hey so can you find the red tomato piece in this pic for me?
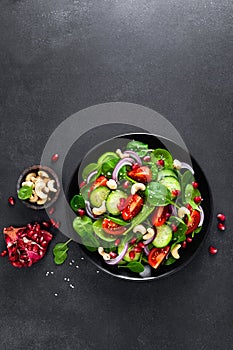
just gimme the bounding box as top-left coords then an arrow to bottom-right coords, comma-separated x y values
121,194 -> 144,221
185,210 -> 200,235
127,166 -> 152,183
151,206 -> 168,227
148,246 -> 170,269
102,218 -> 126,235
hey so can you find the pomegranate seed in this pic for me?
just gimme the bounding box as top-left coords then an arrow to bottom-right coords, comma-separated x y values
79,181 -> 86,188
156,159 -> 164,167
209,246 -> 218,255
8,196 -> 15,206
49,207 -> 55,215
50,218 -> 56,227
129,251 -> 135,260
134,246 -> 142,253
40,240 -> 47,248
194,196 -> 202,204
122,180 -> 130,189
186,237 -> 192,243
132,163 -> 140,170
54,221 -> 60,229
166,212 -> 171,219
32,233 -> 38,240
182,241 -> 187,249
109,251 -> 117,259
138,242 -> 145,249
143,155 -> 151,162
77,209 -> 85,217
217,222 -> 225,231
0,250 -> 8,257
51,153 -> 59,162
217,213 -> 226,222
171,224 -> 178,232
114,238 -> 121,246
35,224 -> 41,233
130,237 -> 137,245
32,245 -> 39,253
27,224 -> 33,230
186,204 -> 193,211
172,190 -> 180,197
192,182 -> 199,189
42,221 -> 50,228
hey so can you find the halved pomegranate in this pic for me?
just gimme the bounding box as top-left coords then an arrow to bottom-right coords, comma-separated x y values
3,223 -> 52,268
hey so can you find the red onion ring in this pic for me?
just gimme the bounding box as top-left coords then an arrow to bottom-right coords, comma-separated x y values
143,246 -> 150,256
105,243 -> 129,265
170,205 -> 178,217
112,157 -> 134,181
85,200 -> 97,220
123,150 -> 142,165
198,206 -> 204,226
86,170 -> 98,183
180,162 -> 194,175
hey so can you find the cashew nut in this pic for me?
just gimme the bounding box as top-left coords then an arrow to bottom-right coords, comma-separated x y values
171,244 -> 181,259
22,181 -> 34,187
47,180 -> 57,193
98,247 -> 110,261
133,224 -> 147,235
43,186 -> 50,194
106,179 -> 117,190
37,197 -> 48,205
25,172 -> 37,182
116,149 -> 129,159
29,191 -> 38,203
143,227 -> 155,240
38,170 -> 49,178
92,200 -> 106,215
131,183 -> 146,195
35,180 -> 48,199
178,206 -> 190,218
173,159 -> 182,170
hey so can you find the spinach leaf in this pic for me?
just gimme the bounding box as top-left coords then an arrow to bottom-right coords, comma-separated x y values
70,194 -> 85,211
150,164 -> 158,181
93,219 -> 116,242
169,216 -> 187,242
18,185 -> 33,200
184,184 -> 201,210
105,215 -> 129,226
123,203 -> 155,235
192,226 -> 202,237
53,239 -> 72,265
119,261 -> 144,273
97,152 -> 119,165
164,256 -> 176,266
181,170 -> 194,202
146,182 -> 171,206
126,140 -> 149,157
73,215 -> 94,236
101,158 -> 119,178
82,163 -> 99,180
118,165 -> 129,180
151,149 -> 173,168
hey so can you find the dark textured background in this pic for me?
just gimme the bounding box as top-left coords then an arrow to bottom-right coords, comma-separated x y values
0,1 -> 233,349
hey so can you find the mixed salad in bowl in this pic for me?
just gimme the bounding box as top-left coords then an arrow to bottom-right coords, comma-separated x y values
70,140 -> 204,276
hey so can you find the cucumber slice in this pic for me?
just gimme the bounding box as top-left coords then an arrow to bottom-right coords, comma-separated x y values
93,220 -> 116,242
90,186 -> 110,208
152,224 -> 172,248
106,190 -> 128,215
157,169 -> 178,181
159,176 -> 181,198
118,244 -> 141,262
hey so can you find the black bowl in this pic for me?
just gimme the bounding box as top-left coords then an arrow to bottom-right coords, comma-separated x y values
66,133 -> 213,281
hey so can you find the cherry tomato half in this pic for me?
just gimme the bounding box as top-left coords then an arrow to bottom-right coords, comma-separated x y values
121,194 -> 144,221
102,218 -> 126,235
148,246 -> 170,269
185,209 -> 200,235
90,176 -> 108,192
151,206 -> 168,227
127,166 -> 152,183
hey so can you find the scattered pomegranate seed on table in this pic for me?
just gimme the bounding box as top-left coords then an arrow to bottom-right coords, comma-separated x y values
49,207 -> 55,215
0,250 -> 8,257
42,221 -> 50,228
217,213 -> 226,222
209,246 -> 218,255
217,222 -> 225,231
51,153 -> 59,162
8,196 -> 15,206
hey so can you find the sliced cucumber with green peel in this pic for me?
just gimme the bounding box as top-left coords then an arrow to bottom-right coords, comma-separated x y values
118,244 -> 141,262
157,169 -> 178,181
159,176 -> 181,198
106,190 -> 128,215
90,186 -> 110,208
152,224 -> 172,248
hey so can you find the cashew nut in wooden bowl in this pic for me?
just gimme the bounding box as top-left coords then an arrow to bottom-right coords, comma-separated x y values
17,165 -> 60,210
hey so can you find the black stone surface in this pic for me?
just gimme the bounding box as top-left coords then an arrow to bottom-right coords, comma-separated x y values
0,1 -> 232,349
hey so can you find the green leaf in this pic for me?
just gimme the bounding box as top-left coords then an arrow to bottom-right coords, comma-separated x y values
150,164 -> 158,181
146,182 -> 171,206
73,215 -> 94,237
105,215 -> 129,226
123,203 -> 155,235
53,241 -> 70,265
101,158 -> 119,178
192,226 -> 202,237
164,256 -> 176,266
181,170 -> 194,202
97,152 -> 119,165
119,261 -> 145,273
18,185 -> 33,200
92,219 -> 116,242
80,181 -> 93,201
126,140 -> 149,157
70,194 -> 85,211
169,216 -> 187,243
82,163 -> 99,180
151,149 -> 173,168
